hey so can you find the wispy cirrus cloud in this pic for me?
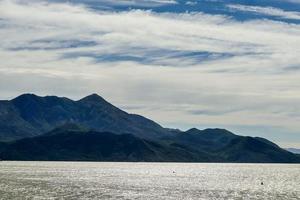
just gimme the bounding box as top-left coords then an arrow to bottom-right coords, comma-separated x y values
98,0 -> 178,7
1,0 -> 300,147
227,4 -> 300,20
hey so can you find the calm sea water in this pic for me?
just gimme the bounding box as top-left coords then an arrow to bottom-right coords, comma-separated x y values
0,162 -> 299,200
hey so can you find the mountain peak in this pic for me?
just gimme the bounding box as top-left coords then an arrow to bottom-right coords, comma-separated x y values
79,93 -> 107,103
12,93 -> 40,101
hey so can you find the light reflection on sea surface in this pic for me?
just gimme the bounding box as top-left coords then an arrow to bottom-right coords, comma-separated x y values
0,162 -> 299,199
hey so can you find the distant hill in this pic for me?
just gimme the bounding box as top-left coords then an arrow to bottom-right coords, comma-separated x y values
0,124 -> 299,163
164,128 -> 300,163
165,128 -> 238,152
0,127 -> 211,162
0,94 -> 169,141
0,93 -> 299,163
218,136 -> 299,163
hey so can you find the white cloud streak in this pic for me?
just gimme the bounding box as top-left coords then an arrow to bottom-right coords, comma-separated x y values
98,0 -> 178,7
228,4 -> 300,20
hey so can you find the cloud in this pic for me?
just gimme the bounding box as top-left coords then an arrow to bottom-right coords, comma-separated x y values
185,1 -> 197,6
227,4 -> 300,20
98,0 -> 178,7
1,0 -> 300,146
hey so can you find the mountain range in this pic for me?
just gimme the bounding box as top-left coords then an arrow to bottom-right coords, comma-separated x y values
0,94 -> 299,163
0,93 -> 168,141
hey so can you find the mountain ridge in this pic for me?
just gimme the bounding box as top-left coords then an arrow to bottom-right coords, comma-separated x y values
0,124 -> 298,163
0,93 -> 299,163
0,93 -> 169,141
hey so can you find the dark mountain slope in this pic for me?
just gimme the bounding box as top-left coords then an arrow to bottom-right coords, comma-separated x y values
44,123 -> 89,136
0,100 -> 39,141
218,137 -> 299,163
0,125 -> 299,163
0,94 -> 169,141
0,129 -> 212,162
162,128 -> 300,163
165,128 -> 238,152
76,94 -> 167,139
0,142 -> 8,153
11,94 -> 78,133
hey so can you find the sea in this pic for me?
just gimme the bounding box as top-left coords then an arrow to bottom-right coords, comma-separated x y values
0,162 -> 299,199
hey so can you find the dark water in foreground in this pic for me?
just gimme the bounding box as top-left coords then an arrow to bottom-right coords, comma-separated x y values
0,162 -> 299,199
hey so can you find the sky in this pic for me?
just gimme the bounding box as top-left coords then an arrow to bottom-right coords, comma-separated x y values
0,0 -> 300,148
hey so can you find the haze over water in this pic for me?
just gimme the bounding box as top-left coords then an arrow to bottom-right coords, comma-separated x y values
0,162 -> 299,199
